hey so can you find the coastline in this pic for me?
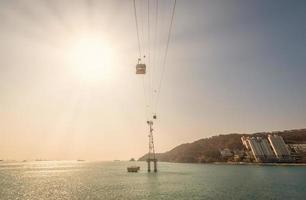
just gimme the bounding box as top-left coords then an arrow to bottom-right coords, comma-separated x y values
213,161 -> 306,166
146,161 -> 306,167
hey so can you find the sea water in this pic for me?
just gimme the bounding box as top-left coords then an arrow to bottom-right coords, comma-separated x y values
0,161 -> 305,199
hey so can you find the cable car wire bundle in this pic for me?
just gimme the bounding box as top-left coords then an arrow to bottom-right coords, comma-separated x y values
133,0 -> 176,121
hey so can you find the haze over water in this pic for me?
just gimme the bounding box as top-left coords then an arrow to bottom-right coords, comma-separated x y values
0,161 -> 305,199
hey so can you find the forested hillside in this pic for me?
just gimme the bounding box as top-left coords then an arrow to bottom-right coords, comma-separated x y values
139,129 -> 306,163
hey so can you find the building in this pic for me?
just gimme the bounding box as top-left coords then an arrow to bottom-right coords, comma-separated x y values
268,135 -> 291,160
233,150 -> 245,157
241,136 -> 251,150
289,144 -> 306,153
241,136 -> 275,162
220,148 -> 233,157
260,138 -> 275,160
242,135 -> 293,162
248,137 -> 265,162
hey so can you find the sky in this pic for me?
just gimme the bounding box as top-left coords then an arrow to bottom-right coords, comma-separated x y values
0,0 -> 306,161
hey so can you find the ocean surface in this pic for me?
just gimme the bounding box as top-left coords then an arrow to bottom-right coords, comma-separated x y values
0,161 -> 305,200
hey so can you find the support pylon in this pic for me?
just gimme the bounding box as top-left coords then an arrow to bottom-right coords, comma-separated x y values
146,120 -> 157,172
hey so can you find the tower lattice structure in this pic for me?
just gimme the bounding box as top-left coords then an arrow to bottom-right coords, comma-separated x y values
147,120 -> 157,172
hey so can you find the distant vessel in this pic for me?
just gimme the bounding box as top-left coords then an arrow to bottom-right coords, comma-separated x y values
130,158 -> 135,161
127,166 -> 140,172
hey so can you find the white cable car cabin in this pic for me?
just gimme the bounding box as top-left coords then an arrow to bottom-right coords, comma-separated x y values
136,63 -> 146,74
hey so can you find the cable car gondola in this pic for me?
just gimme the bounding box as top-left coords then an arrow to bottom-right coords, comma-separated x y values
136,63 -> 146,74
136,58 -> 146,74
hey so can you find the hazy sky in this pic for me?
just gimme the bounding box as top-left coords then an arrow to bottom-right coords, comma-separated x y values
0,0 -> 306,160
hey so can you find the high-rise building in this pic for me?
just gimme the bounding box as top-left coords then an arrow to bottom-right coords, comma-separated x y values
241,136 -> 275,162
241,136 -> 250,150
242,135 -> 292,162
268,135 -> 291,160
260,138 -> 275,159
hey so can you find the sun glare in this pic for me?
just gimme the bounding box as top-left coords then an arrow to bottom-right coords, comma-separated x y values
69,36 -> 113,82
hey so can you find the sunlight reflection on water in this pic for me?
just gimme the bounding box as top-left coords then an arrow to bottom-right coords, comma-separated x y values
0,161 -> 306,200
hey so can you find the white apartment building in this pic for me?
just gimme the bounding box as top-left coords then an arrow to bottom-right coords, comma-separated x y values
268,135 -> 291,159
241,136 -> 275,162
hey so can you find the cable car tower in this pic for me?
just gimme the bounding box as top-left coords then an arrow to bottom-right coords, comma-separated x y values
135,56 -> 158,172
147,120 -> 157,172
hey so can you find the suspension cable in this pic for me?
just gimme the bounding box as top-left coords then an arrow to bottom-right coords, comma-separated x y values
147,0 -> 153,115
151,0 -> 159,115
133,0 -> 142,58
154,0 -> 177,113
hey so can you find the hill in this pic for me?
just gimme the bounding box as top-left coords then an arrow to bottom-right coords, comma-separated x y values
138,129 -> 306,163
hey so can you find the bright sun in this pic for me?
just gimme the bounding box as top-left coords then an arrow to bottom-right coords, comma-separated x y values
69,36 -> 112,82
